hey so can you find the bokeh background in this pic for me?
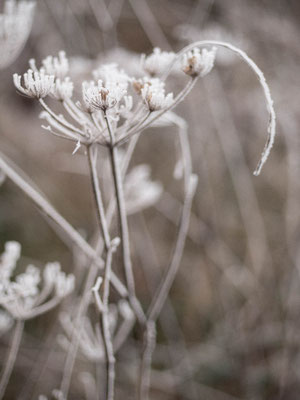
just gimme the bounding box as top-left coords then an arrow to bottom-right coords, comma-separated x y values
1,0 -> 300,399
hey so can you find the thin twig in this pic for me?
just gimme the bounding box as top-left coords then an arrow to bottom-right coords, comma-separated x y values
164,40 -> 276,175
0,319 -> 24,400
148,174 -> 198,321
87,144 -> 111,251
0,151 -> 127,298
104,110 -> 146,324
138,174 -> 198,400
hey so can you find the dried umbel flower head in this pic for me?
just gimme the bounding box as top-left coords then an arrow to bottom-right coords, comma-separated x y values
0,241 -> 75,320
80,80 -> 123,112
134,77 -> 174,112
13,69 -> 55,99
0,0 -> 36,69
141,47 -> 176,76
182,47 -> 217,77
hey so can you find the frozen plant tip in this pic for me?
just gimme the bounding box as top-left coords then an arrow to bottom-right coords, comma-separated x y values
182,47 -> 217,77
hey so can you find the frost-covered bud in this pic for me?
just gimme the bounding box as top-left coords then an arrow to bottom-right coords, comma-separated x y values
137,78 -> 174,112
141,47 -> 175,76
0,241 -> 21,281
13,69 -> 55,99
55,272 -> 75,298
41,51 -> 69,79
50,77 -> 74,101
14,265 -> 40,298
182,47 -> 217,77
43,262 -> 60,287
80,80 -> 125,112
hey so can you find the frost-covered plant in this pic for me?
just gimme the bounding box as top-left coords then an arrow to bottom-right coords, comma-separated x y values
0,0 -> 35,69
4,42 -> 276,400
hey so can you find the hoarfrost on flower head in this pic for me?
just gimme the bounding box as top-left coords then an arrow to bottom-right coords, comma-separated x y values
13,69 -> 55,99
141,47 -> 176,76
136,77 -> 174,112
182,47 -> 217,77
42,51 -> 69,79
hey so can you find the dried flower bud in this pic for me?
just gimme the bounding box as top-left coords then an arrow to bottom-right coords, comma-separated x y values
182,47 -> 217,77
139,78 -> 174,112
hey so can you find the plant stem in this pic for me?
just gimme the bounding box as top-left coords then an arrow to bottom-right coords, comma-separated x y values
101,244 -> 116,400
87,143 -> 116,400
87,144 -> 111,251
148,174 -> 198,321
137,321 -> 156,400
138,174 -> 198,400
0,151 -> 127,298
104,110 -> 146,324
0,319 -> 24,400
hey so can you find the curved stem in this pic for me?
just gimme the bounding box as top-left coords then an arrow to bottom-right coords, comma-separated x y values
165,40 -> 276,175
0,319 -> 24,400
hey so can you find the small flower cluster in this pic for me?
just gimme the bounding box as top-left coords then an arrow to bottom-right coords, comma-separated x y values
0,241 -> 74,320
13,47 -> 216,148
182,47 -> 217,77
0,0 -> 36,69
141,47 -> 175,76
133,77 -> 174,112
